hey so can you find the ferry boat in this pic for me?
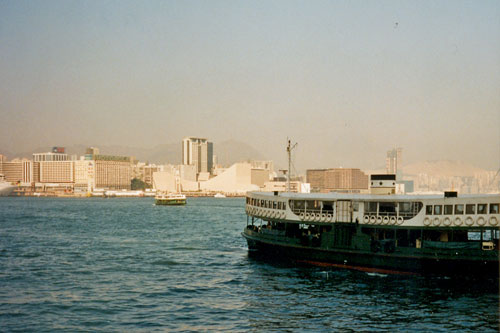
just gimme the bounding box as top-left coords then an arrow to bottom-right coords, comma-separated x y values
0,174 -> 15,196
242,142 -> 500,276
155,192 -> 187,206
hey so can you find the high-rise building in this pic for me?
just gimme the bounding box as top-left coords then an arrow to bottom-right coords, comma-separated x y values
386,148 -> 402,179
182,137 -> 213,175
307,168 -> 369,193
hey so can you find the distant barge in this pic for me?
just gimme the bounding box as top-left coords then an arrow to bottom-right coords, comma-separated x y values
243,175 -> 500,276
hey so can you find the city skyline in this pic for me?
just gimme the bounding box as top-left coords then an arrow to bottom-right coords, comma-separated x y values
1,1 -> 499,171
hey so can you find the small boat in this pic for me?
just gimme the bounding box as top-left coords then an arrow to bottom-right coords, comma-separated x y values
155,192 -> 187,206
214,193 -> 226,198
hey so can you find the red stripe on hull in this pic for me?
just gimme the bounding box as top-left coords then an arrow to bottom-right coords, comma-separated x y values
297,259 -> 419,276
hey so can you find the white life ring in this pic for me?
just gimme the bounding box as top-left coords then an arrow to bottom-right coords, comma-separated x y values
370,215 -> 376,224
423,217 -> 431,226
465,217 -> 474,226
454,217 -> 463,226
363,215 -> 370,223
376,216 -> 383,225
305,213 -> 310,220
489,216 -> 498,226
433,217 -> 441,226
397,216 -> 404,225
389,216 -> 396,225
322,213 -> 327,219
477,217 -> 486,226
316,213 -> 321,220
327,214 -> 333,222
300,212 -> 305,220
383,216 -> 389,225
443,217 -> 452,226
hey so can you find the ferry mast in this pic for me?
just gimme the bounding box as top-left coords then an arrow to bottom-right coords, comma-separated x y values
286,139 -> 297,192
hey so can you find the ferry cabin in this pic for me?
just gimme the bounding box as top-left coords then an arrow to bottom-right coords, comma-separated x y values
243,190 -> 500,275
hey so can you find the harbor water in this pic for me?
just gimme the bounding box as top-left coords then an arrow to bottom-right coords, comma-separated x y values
0,197 -> 498,332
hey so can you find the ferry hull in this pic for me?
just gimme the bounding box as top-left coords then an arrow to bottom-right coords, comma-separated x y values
243,231 -> 499,277
155,199 -> 186,206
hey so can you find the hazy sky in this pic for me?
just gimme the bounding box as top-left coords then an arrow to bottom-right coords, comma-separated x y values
1,0 -> 499,170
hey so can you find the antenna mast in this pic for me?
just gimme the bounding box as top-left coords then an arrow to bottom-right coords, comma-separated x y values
287,138 -> 298,192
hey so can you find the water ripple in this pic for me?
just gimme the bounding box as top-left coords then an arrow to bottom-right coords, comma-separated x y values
0,197 -> 498,332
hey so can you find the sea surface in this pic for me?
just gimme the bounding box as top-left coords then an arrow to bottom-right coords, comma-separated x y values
0,197 -> 498,332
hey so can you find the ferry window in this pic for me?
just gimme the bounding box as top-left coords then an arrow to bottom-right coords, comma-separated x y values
306,200 -> 318,211
379,202 -> 396,214
466,204 -> 475,214
444,205 -> 453,215
455,204 -> 464,215
426,205 -> 433,215
277,202 -> 281,210
322,201 -> 333,212
477,204 -> 487,214
353,202 -> 359,212
283,202 -> 286,210
490,204 -> 499,214
399,202 -> 411,213
260,200 -> 264,207
366,202 -> 377,214
273,201 -> 277,209
467,231 -> 481,241
433,205 -> 442,215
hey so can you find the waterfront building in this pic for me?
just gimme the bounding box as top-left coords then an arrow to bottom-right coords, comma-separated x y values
1,161 -> 23,182
94,155 -> 131,190
39,161 -> 74,183
307,168 -> 369,193
182,137 -> 213,175
74,160 -> 95,192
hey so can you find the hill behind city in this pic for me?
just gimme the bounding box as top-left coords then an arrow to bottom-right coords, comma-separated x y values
10,140 -> 267,167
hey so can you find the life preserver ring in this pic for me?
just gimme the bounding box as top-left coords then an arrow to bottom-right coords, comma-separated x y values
376,216 -> 383,224
363,215 -> 370,223
327,214 -> 333,222
454,217 -> 463,226
477,217 -> 486,226
465,217 -> 474,226
316,213 -> 321,220
389,216 -> 396,225
433,217 -> 441,226
397,216 -> 404,225
423,217 -> 431,226
489,216 -> 498,226
383,216 -> 389,225
443,217 -> 452,226
305,213 -> 310,220
299,212 -> 305,220
370,215 -> 376,224
322,213 -> 327,220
